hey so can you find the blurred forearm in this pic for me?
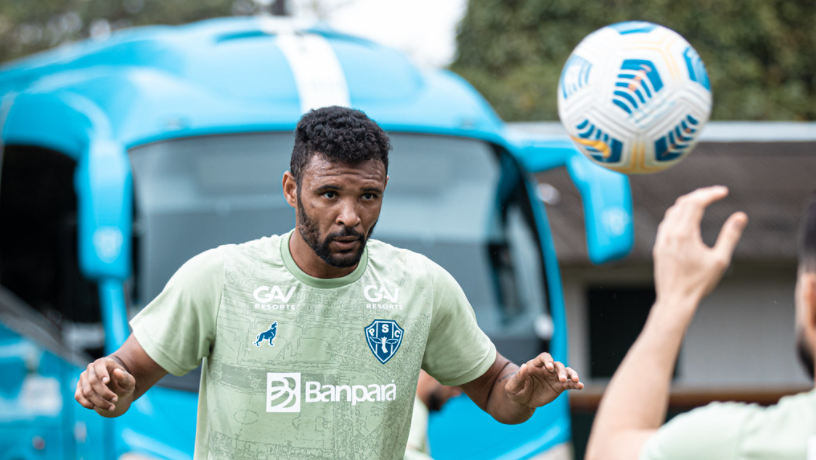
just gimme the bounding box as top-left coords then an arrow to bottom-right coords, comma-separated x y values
585,296 -> 697,460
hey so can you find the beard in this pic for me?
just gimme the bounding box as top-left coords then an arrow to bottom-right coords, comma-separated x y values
296,193 -> 375,268
796,329 -> 815,381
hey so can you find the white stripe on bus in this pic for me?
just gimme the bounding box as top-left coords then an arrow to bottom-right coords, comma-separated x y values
275,32 -> 351,114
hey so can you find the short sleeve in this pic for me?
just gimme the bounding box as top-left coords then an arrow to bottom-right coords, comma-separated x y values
130,248 -> 223,376
421,258 -> 496,386
640,402 -> 754,460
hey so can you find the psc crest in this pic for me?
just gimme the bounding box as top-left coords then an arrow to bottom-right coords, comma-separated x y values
364,320 -> 404,364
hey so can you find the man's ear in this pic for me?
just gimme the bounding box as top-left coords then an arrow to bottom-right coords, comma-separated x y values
282,172 -> 298,209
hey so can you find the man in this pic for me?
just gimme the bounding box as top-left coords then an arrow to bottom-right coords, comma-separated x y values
404,371 -> 461,460
76,106 -> 583,459
587,186 -> 816,460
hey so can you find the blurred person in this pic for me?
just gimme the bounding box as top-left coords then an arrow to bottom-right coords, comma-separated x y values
587,186 -> 816,460
75,106 -> 583,459
404,370 -> 462,460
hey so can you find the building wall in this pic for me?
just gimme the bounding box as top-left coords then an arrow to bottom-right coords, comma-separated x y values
562,261 -> 811,388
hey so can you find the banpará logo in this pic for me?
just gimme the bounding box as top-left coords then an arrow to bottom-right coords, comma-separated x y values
363,285 -> 399,303
266,372 -> 397,413
306,381 -> 397,406
267,373 -> 301,412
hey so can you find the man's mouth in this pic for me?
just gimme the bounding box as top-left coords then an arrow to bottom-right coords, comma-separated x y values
334,236 -> 359,242
331,236 -> 360,250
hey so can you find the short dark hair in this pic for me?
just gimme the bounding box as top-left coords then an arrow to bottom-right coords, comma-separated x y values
800,192 -> 816,273
290,106 -> 390,186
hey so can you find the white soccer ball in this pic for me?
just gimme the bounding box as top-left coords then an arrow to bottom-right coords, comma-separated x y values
557,21 -> 712,174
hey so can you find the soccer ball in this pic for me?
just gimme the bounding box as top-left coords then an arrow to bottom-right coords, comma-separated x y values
557,21 -> 712,174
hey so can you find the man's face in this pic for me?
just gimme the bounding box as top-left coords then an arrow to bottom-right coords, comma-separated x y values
295,154 -> 387,268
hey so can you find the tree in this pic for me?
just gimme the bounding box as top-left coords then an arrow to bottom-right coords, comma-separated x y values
451,0 -> 816,121
0,0 -> 276,65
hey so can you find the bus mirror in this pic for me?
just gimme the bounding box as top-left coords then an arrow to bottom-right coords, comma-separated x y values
515,139 -> 634,264
75,138 -> 132,281
565,153 -> 633,264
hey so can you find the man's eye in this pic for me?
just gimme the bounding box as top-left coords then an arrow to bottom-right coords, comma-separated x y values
362,193 -> 377,200
323,191 -> 337,199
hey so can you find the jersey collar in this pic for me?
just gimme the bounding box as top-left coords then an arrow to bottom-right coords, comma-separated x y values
281,230 -> 368,289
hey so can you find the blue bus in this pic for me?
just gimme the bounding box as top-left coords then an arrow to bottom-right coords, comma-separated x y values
0,17 -> 632,460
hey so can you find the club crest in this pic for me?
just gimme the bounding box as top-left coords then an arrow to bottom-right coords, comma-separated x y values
364,320 -> 404,364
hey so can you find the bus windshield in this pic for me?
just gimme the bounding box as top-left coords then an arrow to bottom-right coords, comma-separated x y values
129,133 -> 550,389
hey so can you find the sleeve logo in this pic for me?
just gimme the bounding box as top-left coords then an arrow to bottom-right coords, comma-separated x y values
364,320 -> 404,364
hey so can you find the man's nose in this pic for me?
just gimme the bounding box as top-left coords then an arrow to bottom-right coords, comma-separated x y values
336,199 -> 361,228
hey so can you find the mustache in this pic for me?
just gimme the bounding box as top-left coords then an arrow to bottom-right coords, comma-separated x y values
326,227 -> 364,240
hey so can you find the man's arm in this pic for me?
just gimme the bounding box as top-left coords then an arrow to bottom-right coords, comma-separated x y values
460,351 -> 583,424
585,186 -> 747,460
421,254 -> 582,424
75,334 -> 168,417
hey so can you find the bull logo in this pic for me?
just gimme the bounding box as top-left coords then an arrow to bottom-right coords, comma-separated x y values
364,320 -> 404,364
255,321 -> 278,347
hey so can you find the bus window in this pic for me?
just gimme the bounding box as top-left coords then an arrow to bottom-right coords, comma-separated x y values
380,135 -> 550,364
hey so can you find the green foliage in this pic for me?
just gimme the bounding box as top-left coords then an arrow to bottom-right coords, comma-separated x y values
0,0 -> 251,65
451,0 -> 816,121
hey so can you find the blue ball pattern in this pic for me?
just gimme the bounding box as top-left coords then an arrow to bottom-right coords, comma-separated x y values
613,59 -> 664,115
608,21 -> 658,35
559,55 -> 593,100
683,47 -> 711,91
574,119 -> 623,163
654,114 -> 700,162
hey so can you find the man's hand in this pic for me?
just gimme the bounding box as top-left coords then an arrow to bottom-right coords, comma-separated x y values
460,351 -> 582,425
653,185 -> 748,307
76,357 -> 136,416
74,335 -> 168,418
585,186 -> 747,460
504,352 -> 583,409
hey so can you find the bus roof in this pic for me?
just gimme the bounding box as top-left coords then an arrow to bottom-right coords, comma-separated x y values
0,16 -> 507,155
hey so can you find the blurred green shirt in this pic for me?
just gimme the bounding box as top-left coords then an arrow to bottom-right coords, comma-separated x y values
404,397 -> 432,460
131,230 -> 495,460
640,389 -> 816,460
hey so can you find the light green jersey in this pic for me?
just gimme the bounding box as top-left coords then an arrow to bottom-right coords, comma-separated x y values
640,389 -> 816,460
131,231 -> 496,460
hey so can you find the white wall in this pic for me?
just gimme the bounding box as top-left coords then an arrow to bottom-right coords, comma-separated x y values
562,262 -> 811,388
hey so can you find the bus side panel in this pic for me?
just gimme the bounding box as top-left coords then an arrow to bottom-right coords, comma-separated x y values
428,395 -> 570,460
68,364 -> 110,460
0,323 -> 108,460
113,387 -> 198,460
